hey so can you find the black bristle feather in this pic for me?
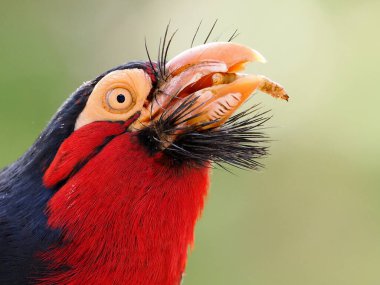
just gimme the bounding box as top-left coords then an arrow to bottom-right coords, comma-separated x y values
191,20 -> 203,48
204,19 -> 218,44
138,93 -> 271,170
228,29 -> 240,42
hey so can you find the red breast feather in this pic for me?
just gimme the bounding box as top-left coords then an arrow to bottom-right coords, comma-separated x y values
41,122 -> 209,285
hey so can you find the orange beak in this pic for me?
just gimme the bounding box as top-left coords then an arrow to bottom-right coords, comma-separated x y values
131,42 -> 288,133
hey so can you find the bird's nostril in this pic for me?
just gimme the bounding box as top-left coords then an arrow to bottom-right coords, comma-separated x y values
143,99 -> 150,109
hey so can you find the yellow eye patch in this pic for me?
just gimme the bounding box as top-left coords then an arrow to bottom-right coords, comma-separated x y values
75,69 -> 152,130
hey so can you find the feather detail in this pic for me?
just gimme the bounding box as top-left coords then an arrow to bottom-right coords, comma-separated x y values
40,132 -> 209,285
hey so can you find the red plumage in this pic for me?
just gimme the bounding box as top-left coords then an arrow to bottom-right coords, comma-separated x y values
41,120 -> 209,285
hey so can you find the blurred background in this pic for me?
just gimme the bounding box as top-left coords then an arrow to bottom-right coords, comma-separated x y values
0,0 -> 379,284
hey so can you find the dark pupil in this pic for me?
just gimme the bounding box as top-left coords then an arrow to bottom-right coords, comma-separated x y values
116,94 -> 125,103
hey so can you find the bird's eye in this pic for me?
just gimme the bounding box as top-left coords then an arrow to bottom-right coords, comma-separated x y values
105,88 -> 134,113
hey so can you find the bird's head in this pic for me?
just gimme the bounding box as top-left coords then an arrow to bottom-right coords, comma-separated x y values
42,41 -> 287,179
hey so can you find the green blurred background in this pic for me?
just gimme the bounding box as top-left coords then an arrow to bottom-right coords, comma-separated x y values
1,0 -> 379,284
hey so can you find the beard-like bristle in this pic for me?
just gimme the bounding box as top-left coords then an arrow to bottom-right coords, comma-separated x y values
167,107 -> 270,170
137,93 -> 271,170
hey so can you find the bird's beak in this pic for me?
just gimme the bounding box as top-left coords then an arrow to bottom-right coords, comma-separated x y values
132,42 -> 288,132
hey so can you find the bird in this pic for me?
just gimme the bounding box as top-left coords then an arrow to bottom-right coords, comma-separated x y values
0,30 -> 288,285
